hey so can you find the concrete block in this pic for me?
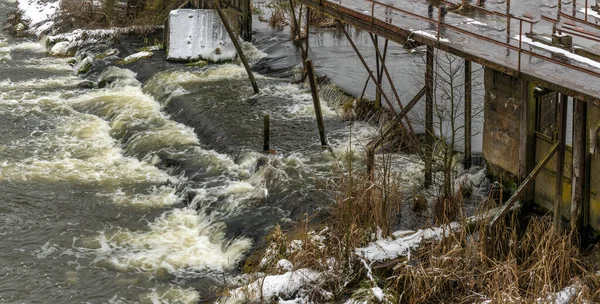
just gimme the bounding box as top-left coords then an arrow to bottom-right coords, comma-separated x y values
166,9 -> 236,62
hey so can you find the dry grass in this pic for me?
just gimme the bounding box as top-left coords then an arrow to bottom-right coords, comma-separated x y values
394,213 -> 600,303
57,0 -> 186,31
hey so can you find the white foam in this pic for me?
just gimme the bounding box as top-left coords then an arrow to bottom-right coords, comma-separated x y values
92,208 -> 252,274
106,186 -> 182,207
0,113 -> 175,185
140,285 -> 201,304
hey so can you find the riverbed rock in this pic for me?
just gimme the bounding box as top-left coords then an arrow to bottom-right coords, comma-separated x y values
77,80 -> 95,89
49,41 -> 75,57
75,57 -> 93,75
117,51 -> 153,65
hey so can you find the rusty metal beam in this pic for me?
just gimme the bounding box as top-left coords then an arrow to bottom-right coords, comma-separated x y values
488,142 -> 560,229
341,24 -> 402,118
366,86 -> 427,174
368,33 -> 417,135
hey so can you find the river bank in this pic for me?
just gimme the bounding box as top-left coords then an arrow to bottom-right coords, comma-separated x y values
4,0 -> 600,303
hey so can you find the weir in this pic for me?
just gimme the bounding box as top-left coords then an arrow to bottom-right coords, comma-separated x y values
292,0 -> 600,236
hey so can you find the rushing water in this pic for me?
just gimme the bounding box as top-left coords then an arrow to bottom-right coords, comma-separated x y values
0,0 -> 496,302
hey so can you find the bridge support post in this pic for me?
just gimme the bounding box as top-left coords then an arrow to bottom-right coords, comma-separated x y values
375,35 -> 382,109
554,94 -> 569,232
519,82 -> 535,202
425,46 -> 434,187
464,59 -> 472,168
571,98 -> 587,234
241,0 -> 252,41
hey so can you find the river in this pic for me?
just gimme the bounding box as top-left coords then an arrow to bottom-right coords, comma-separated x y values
0,0 -> 491,302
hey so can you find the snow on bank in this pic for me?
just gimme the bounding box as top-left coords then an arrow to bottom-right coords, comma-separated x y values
536,280 -> 590,304
17,0 -> 58,35
46,26 -> 160,56
356,223 -> 460,262
227,269 -> 321,302
514,35 -> 600,70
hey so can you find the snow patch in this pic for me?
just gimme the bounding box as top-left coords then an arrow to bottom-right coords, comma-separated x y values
412,30 -> 451,43
356,223 -> 460,262
17,0 -> 58,35
228,269 -> 321,301
515,35 -> 600,70
579,7 -> 600,20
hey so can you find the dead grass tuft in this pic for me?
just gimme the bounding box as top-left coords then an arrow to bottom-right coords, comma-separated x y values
394,214 -> 600,303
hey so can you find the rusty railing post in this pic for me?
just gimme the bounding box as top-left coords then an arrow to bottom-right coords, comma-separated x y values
518,19 -> 523,73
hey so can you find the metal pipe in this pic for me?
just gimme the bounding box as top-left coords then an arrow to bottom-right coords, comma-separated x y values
518,19 -> 522,73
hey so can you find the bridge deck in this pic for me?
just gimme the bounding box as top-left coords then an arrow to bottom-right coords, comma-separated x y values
298,0 -> 600,104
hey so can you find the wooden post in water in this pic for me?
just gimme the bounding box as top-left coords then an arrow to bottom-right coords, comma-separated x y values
241,0 -> 252,41
214,0 -> 259,94
554,94 -> 568,232
571,98 -> 587,233
464,59 -> 472,168
263,114 -> 270,151
425,46 -> 434,187
306,60 -> 327,146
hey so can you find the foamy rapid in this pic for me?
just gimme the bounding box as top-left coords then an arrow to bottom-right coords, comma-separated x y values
0,110 -> 175,185
91,208 -> 252,274
139,285 -> 201,304
106,185 -> 182,207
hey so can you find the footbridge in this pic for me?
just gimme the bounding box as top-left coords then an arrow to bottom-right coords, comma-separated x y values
293,0 -> 600,237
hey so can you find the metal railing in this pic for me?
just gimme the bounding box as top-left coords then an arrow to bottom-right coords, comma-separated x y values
364,0 -> 600,79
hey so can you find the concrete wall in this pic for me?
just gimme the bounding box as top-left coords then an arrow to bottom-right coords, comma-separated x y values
482,67 -> 600,233
482,68 -> 523,179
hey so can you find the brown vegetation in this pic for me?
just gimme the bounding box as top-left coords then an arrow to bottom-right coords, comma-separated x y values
57,0 -> 186,30
395,214 -> 600,303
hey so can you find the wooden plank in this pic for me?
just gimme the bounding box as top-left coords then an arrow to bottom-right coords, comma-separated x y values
488,142 -> 559,228
571,98 -> 587,232
553,94 -> 568,231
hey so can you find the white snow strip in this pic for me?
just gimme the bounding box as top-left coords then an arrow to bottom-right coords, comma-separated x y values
579,7 -> 600,20
464,18 -> 487,26
515,35 -> 600,70
356,223 -> 460,262
412,30 -> 451,43
229,269 -> 321,301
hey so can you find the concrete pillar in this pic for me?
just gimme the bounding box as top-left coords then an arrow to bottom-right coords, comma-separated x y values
482,68 -> 528,180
